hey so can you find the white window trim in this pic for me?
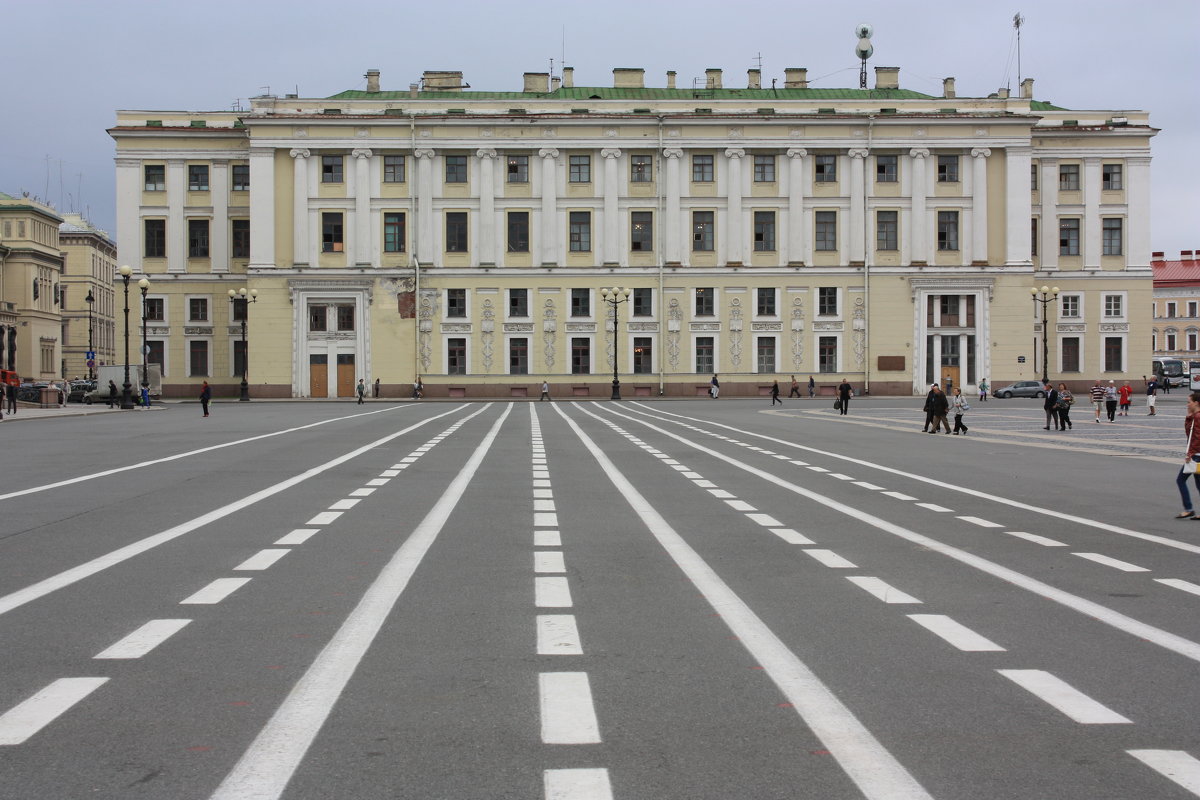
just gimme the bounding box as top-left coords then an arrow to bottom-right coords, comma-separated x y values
753,287 -> 781,320
228,334 -> 243,378
145,294 -> 170,325
506,288 -> 531,320
693,287 -> 720,319
814,286 -> 843,320
444,288 -> 471,320
504,333 -> 532,376
691,333 -> 719,374
630,287 -> 657,320
442,334 -> 469,375
628,332 -> 656,375
184,293 -> 211,324
1057,333 -> 1085,374
185,337 -> 212,378
814,332 -> 842,374
1059,292 -> 1083,320
1166,301 -> 1178,319
569,334 -> 595,375
1102,291 -> 1128,323
755,333 -> 780,373
569,288 -> 594,321
146,337 -> 168,377
1102,333 -> 1127,373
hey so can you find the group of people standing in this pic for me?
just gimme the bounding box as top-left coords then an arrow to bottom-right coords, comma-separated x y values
923,384 -> 970,434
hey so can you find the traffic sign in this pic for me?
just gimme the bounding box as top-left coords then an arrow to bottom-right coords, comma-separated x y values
86,359 -> 95,368
86,350 -> 95,360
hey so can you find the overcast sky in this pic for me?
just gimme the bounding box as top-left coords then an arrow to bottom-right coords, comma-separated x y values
3,0 -> 1196,257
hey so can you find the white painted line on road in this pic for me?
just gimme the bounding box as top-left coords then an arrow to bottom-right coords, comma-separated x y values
349,488 -> 376,497
746,513 -> 783,528
670,464 -> 690,471
708,489 -> 735,498
829,473 -> 855,480
533,471 -> 551,479
534,488 -> 554,499
907,615 -> 1005,651
380,469 -> 402,477
544,768 -> 613,800
1005,531 -> 1067,547
807,466 -> 829,473
306,511 -> 342,526
1156,578 -> 1200,597
535,552 -> 567,574
957,516 -> 1004,528
537,615 -> 583,655
997,669 -> 1131,724
275,529 -> 319,546
400,457 -> 419,464
693,479 -> 716,488
681,471 -> 703,479
328,499 -> 360,511
916,503 -> 954,513
662,459 -> 679,465
853,482 -> 884,490
803,549 -> 857,569
725,500 -> 756,511
1073,552 -> 1150,572
0,677 -> 109,745
881,491 -> 917,501
95,619 -> 191,659
773,454 -> 791,460
1127,750 -> 1200,796
534,499 -> 557,512
365,478 -> 390,487
770,528 -> 815,545
534,530 -> 562,547
180,578 -> 252,605
534,512 -> 559,528
846,577 -> 921,604
533,479 -> 553,487
539,672 -> 601,744
234,549 -> 291,571
536,577 -> 573,608
789,460 -> 809,466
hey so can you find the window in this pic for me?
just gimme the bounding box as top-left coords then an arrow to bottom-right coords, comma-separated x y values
383,155 -> 405,183
1167,302 -> 1178,318
1031,218 -> 1038,257
309,305 -> 326,331
188,165 -> 209,191
144,298 -> 165,322
445,212 -> 468,252
1031,163 -> 1038,191
446,289 -> 466,318
231,164 -> 250,191
571,338 -> 590,374
1062,337 -> 1080,372
188,219 -> 210,257
445,155 -> 467,183
630,154 -> 652,183
814,155 -> 836,183
753,154 -> 776,182
509,338 -> 529,374
753,211 -> 776,251
756,337 -> 776,373
1190,331 -> 1199,351
321,156 -> 343,183
632,287 -> 653,317
509,288 -> 528,317
1059,218 -> 1080,255
144,165 -> 165,191
695,337 -> 714,373
815,211 -> 837,251
1102,218 -> 1123,256
876,155 -> 898,183
630,211 -> 653,251
692,154 -> 714,182
1167,331 -> 1178,351
876,210 -> 898,251
507,211 -> 529,252
447,338 -> 466,374
146,340 -> 165,373
693,211 -> 714,251
188,297 -> 208,322
695,288 -> 714,317
818,287 -> 838,316
633,337 -> 652,374
1190,302 -> 1198,318
188,340 -> 209,377
756,288 -> 776,317
1104,337 -> 1123,371
506,155 -> 528,183
1104,294 -> 1124,318
230,296 -> 248,323
1061,295 -> 1080,318
937,155 -> 959,183
1102,163 -> 1123,190
937,211 -> 959,251
570,288 -> 590,318
322,212 -> 344,252
569,211 -> 591,252
1059,164 -> 1080,191
384,212 -> 406,253
818,336 -> 837,373
231,219 -> 250,258
144,219 -> 166,258
568,155 -> 591,183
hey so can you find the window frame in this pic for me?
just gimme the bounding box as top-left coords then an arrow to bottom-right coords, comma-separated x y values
876,154 -> 898,183
630,211 -> 653,252
1060,293 -> 1082,319
444,155 -> 468,184
144,219 -> 166,258
144,164 -> 165,192
568,154 -> 591,183
445,288 -> 467,319
937,210 -> 959,251
321,155 -> 344,184
231,164 -> 250,191
753,210 -> 776,252
814,155 -> 837,183
694,287 -> 715,317
1102,163 -> 1123,191
632,287 -> 653,318
187,164 -> 209,191
507,211 -> 529,253
694,336 -> 715,374
231,218 -> 250,258
508,337 -> 529,375
187,218 -> 210,258
506,155 -> 529,184
630,154 -> 653,183
817,335 -> 838,373
187,295 -> 210,323
1102,217 -> 1123,256
187,338 -> 210,378
937,155 -> 960,183
508,288 -> 529,319
692,154 -> 714,183
322,212 -> 344,253
815,210 -> 837,251
383,155 -> 406,183
692,210 -> 715,252
753,154 -> 776,183
570,288 -> 591,318
383,212 -> 406,253
1059,218 -> 1080,256
755,287 -> 777,317
571,337 -> 591,374
1059,163 -> 1080,191
445,211 -> 468,253
446,337 -> 467,375
876,210 -> 898,251
568,211 -> 592,252
817,287 -> 838,317
632,336 -> 653,374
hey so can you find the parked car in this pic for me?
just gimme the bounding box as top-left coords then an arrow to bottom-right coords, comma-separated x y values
992,380 -> 1046,399
67,380 -> 96,402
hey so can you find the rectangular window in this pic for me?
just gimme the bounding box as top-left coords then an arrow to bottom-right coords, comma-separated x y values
753,154 -> 776,182
570,288 -> 590,318
753,211 -> 776,251
383,155 -> 405,183
188,340 -> 209,377
233,340 -> 247,377
876,210 -> 898,251
568,155 -> 591,183
937,211 -> 959,251
336,305 -> 355,331
144,219 -> 166,258
1105,337 -> 1123,371
1031,218 -> 1038,257
1059,218 -> 1080,255
695,288 -> 714,317
146,340 -> 165,373
1031,163 -> 1038,191
144,165 -> 165,191
231,299 -> 248,324
231,219 -> 250,258
633,337 -> 652,374
693,211 -> 714,251
692,154 -> 714,182
815,210 -> 837,251
231,164 -> 250,191
188,298 -> 208,321
569,211 -> 591,252
1061,295 -> 1080,318
1102,218 -> 1123,256
1102,163 -> 1123,190
447,338 -> 466,374
308,305 -> 326,331
756,337 -> 776,373
446,289 -> 466,318
756,287 -> 776,317
571,338 -> 590,374
818,287 -> 837,316
187,165 -> 209,191
1059,164 -> 1080,191
509,288 -> 528,318
445,212 -> 468,252
876,155 -> 898,183
1190,301 -> 1198,318
509,338 -> 529,374
937,155 -> 959,183
632,287 -> 653,317
1104,294 -> 1124,318
1167,332 -> 1178,351
1062,336 -> 1080,372
444,155 -> 467,183
1167,301 -> 1178,318
630,154 -> 653,183
814,155 -> 836,183
818,336 -> 837,373
507,211 -> 529,252
322,212 -> 344,252
144,297 -> 165,322
188,219 -> 210,257
630,211 -> 653,251
384,212 -> 406,253
506,155 -> 528,183
321,156 -> 343,184
695,337 -> 714,373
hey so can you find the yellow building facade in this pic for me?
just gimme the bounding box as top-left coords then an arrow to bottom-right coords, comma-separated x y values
59,214 -> 118,380
109,66 -> 1155,398
0,193 -> 64,380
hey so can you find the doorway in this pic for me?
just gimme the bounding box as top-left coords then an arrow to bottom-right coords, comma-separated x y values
336,353 -> 356,397
309,354 -> 328,398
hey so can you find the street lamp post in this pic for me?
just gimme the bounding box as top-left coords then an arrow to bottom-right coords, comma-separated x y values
228,287 -> 257,401
85,289 -> 95,381
117,265 -> 135,409
1030,285 -> 1060,385
138,278 -> 150,403
600,286 -> 631,400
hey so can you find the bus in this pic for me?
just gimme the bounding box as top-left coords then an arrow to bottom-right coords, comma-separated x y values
1152,358 -> 1187,387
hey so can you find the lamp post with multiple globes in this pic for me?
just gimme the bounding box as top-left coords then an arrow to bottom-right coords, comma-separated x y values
84,289 -> 95,381
600,287 -> 630,400
117,265 -> 135,409
138,277 -> 150,402
228,287 -> 257,401
1030,285 -> 1060,385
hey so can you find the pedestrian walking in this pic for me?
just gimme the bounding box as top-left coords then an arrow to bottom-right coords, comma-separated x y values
107,380 -> 118,409
5,381 -> 15,414
710,374 -> 720,399
413,376 -> 424,399
978,378 -> 989,402
951,387 -> 970,434
1090,379 -> 1106,423
1056,383 -> 1074,430
1118,381 -> 1133,415
836,378 -> 852,415
1043,381 -> 1060,430
929,385 -> 951,433
770,380 -> 782,405
540,380 -> 551,401
807,375 -> 815,398
922,383 -> 938,431
788,375 -> 801,398
140,384 -> 150,408
1175,391 -> 1200,519
373,378 -> 381,398
199,380 -> 211,417
1104,380 -> 1118,422
356,378 -> 366,404
1145,375 -> 1158,415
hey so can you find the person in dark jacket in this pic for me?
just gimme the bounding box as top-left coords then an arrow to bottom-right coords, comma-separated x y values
199,380 -> 211,417
107,380 -> 118,408
1043,381 -> 1060,430
837,379 -> 853,415
928,386 -> 951,433
770,380 -> 782,406
922,384 -> 938,431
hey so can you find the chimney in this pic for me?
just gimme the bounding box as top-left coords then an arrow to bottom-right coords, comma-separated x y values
613,68 -> 645,89
998,87 -> 1010,99
365,69 -> 380,93
562,66 -> 574,88
409,83 -> 419,99
423,71 -> 465,92
747,69 -> 761,89
705,68 -> 723,89
523,72 -> 550,93
1152,251 -> 1165,261
784,68 -> 808,89
1184,250 -> 1196,261
666,71 -> 677,89
1021,78 -> 1035,99
874,66 -> 899,90
942,77 -> 956,98
551,76 -> 561,91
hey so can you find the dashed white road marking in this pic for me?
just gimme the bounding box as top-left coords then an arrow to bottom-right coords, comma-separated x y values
1073,552 -> 1150,573
997,669 -> 1131,724
380,469 -> 402,477
846,577 -> 922,604
534,530 -> 562,547
707,489 -> 735,498
533,488 -> 554,499
957,516 -> 1004,528
770,528 -> 815,545
916,503 -> 954,513
306,511 -> 342,526
536,577 -> 574,608
724,499 -> 755,511
349,488 -> 376,497
807,466 -> 829,473
534,512 -> 560,528
803,549 -> 857,569
539,672 -> 601,744
1005,531 -> 1067,547
180,578 -> 252,605
543,768 -> 614,800
908,615 -> 1005,651
534,499 -> 557,512
788,460 -> 809,466
881,491 -> 917,501
681,471 -> 703,479
1155,578 -> 1200,597
693,479 -> 716,488
1127,750 -> 1200,796
94,619 -> 191,659
829,473 -> 855,481
533,479 -> 553,487
328,499 -> 361,511
275,529 -> 319,546
234,549 -> 291,571
0,678 -> 109,745
365,478 -> 390,487
853,482 -> 884,490
746,513 -> 783,528
537,615 -> 583,655
535,552 -> 567,574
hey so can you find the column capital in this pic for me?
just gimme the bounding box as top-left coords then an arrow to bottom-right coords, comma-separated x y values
415,148 -> 436,160
476,147 -> 497,160
538,147 -> 559,159
724,147 -> 746,159
786,148 -> 808,159
848,148 -> 869,159
600,147 -> 622,160
970,147 -> 992,159
662,147 -> 684,159
289,148 -> 311,160
908,148 -> 930,160
351,148 -> 373,160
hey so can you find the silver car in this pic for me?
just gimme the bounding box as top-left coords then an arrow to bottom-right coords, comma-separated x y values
992,380 -> 1046,399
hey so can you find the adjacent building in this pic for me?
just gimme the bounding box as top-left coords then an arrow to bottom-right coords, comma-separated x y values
108,64 -> 1156,398
1151,250 -> 1200,367
59,213 -> 118,379
0,192 -> 64,380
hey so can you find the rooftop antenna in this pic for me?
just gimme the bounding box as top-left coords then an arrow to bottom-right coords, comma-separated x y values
752,52 -> 763,71
854,24 -> 874,89
1013,13 -> 1025,87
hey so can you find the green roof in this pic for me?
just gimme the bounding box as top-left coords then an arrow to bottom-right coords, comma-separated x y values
327,86 -> 937,102
1029,100 -> 1068,111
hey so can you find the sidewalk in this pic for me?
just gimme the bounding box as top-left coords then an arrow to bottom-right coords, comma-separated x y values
0,402 -> 156,422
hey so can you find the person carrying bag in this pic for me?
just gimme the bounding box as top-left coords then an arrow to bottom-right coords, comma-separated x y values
1176,392 -> 1200,519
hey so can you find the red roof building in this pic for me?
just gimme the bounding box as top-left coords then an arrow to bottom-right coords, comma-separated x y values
1152,250 -> 1200,361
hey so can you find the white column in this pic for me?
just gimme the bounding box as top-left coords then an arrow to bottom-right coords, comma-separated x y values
1083,156 -> 1101,270
1004,145 -> 1033,266
970,148 -> 991,265
249,147 -> 276,269
352,148 -> 373,267
166,159 -> 186,273
1126,156 -> 1152,268
476,148 -> 496,266
415,148 -> 435,266
848,149 -> 868,264
539,147 -> 559,266
115,158 -> 141,266
1039,158 -> 1059,270
210,159 -> 229,273
663,148 -> 683,264
908,149 -> 929,265
601,148 -> 621,265
723,148 -> 745,264
289,148 -> 310,266
785,148 -> 807,265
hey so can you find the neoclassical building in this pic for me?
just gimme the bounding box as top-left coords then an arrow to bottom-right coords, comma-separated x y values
1152,250 -> 1200,366
0,192 -> 64,380
109,64 -> 1155,397
59,214 -> 118,380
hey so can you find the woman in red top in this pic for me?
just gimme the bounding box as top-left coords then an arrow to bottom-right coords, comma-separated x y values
1175,392 -> 1200,518
1118,381 -> 1134,416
